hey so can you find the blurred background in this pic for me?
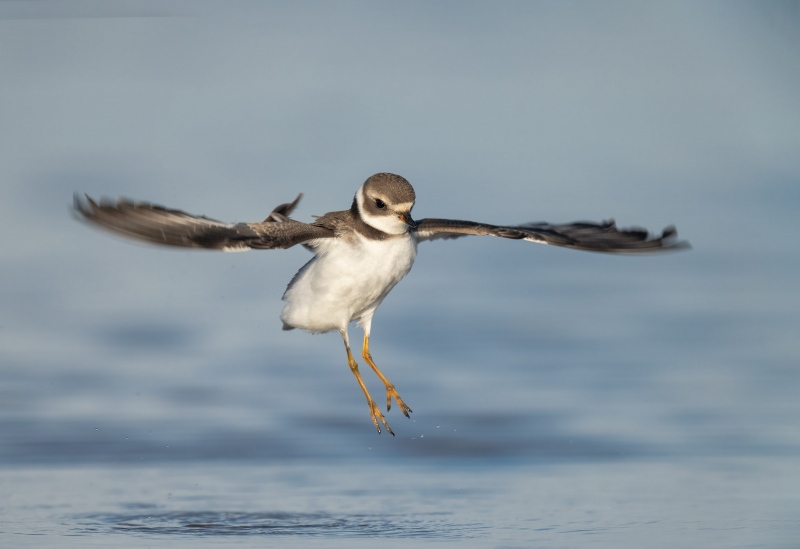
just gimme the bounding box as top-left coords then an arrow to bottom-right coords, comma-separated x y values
1,1 -> 798,546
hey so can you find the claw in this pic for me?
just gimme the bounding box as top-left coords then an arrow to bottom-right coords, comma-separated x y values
368,400 -> 393,435
384,384 -> 412,417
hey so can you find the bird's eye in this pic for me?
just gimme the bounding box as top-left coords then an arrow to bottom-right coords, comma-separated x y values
375,199 -> 386,209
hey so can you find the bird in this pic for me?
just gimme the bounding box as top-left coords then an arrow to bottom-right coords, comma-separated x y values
74,172 -> 689,435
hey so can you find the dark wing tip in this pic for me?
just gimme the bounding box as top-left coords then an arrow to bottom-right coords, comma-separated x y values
72,193 -> 242,249
72,192 -> 94,217
415,216 -> 689,252
660,225 -> 692,249
72,192 -> 117,224
515,218 -> 690,253
264,193 -> 303,222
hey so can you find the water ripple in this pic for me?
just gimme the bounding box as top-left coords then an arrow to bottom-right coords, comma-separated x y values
76,510 -> 486,539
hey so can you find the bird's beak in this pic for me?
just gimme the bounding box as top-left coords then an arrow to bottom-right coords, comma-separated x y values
398,212 -> 416,229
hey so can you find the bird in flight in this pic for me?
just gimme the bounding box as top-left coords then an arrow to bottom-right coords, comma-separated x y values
75,172 -> 688,435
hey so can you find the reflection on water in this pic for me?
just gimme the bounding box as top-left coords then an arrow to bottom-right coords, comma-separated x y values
4,459 -> 797,547
78,510 -> 483,538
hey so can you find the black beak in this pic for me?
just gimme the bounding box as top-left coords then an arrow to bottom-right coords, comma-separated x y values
399,212 -> 416,229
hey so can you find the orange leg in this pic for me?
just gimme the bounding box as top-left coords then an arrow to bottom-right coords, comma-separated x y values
362,333 -> 412,417
341,331 -> 393,435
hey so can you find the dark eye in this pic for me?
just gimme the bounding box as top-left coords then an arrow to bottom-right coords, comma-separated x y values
375,199 -> 386,209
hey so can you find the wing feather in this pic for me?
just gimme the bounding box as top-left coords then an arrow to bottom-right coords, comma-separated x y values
414,218 -> 688,253
74,194 -> 334,251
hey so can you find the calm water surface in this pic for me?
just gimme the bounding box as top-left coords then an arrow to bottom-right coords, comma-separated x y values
2,243 -> 799,548
4,457 -> 798,548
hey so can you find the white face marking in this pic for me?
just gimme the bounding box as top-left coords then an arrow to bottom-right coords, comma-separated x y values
393,201 -> 414,212
356,186 -> 414,235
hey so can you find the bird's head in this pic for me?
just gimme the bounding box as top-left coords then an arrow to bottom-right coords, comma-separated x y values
356,173 -> 416,234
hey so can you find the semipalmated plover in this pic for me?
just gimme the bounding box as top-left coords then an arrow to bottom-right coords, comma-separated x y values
75,172 -> 688,434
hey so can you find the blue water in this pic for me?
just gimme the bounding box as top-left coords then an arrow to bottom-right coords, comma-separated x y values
3,227 -> 798,548
2,3 -> 800,547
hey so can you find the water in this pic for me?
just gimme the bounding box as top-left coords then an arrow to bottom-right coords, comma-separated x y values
2,3 -> 800,547
4,459 -> 799,547
3,238 -> 798,548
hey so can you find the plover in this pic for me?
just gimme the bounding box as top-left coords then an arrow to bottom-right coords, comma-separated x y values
75,172 -> 688,434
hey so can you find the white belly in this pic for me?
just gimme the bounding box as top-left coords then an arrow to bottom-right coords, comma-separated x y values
280,233 -> 417,333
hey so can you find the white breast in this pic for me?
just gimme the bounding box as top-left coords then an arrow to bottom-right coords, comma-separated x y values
280,233 -> 418,333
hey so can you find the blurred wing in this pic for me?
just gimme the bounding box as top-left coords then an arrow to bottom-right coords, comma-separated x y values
74,194 -> 334,251
414,218 -> 689,253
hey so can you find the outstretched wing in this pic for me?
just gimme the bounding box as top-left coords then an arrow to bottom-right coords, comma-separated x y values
74,193 -> 335,251
414,218 -> 688,253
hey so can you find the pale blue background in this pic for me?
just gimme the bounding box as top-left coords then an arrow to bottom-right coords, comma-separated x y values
1,2 -> 799,547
